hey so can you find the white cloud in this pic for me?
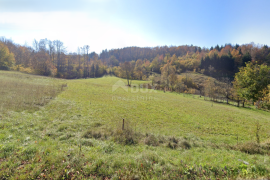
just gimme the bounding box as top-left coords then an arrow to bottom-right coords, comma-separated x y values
0,11 -> 157,53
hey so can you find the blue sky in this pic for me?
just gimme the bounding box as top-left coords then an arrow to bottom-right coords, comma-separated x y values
0,0 -> 270,53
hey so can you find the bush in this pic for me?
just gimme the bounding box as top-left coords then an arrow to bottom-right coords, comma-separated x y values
181,76 -> 198,89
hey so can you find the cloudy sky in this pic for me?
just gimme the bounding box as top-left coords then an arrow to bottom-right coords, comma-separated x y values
1,0 -> 270,53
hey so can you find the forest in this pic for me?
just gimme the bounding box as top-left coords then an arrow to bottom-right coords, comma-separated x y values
1,37 -> 270,78
1,37 -> 270,109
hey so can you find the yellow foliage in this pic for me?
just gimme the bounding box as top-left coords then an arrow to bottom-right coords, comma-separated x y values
0,42 -> 15,70
12,65 -> 34,74
208,49 -> 218,58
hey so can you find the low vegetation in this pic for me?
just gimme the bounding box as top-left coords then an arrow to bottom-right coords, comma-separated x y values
0,71 -> 66,112
0,71 -> 269,179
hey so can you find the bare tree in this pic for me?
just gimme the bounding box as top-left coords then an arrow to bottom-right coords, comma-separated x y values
77,47 -> 81,70
220,77 -> 233,104
80,46 -> 86,77
38,39 -> 47,52
120,61 -> 135,86
53,40 -> 65,74
32,39 -> 39,52
85,45 -> 90,77
48,40 -> 55,65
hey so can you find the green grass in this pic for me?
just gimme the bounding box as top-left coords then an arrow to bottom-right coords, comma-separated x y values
61,75 -> 270,144
0,71 -> 65,112
0,71 -> 270,179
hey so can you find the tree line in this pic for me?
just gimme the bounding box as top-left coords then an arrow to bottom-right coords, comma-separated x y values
1,37 -> 270,79
0,37 -> 106,79
1,37 -> 270,109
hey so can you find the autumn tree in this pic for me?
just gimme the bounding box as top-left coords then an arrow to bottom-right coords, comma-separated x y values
173,77 -> 185,93
234,62 -> 270,105
150,55 -> 161,73
204,78 -> 216,100
0,42 -> 15,70
108,55 -> 119,66
120,61 -> 135,86
134,59 -> 145,80
260,85 -> 270,109
160,61 -> 176,91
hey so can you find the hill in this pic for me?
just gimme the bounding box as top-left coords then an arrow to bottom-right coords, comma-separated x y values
0,71 -> 270,179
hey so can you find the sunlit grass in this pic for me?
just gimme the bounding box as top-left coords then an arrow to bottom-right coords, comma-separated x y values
0,71 -> 269,179
0,71 -> 66,112
60,75 -> 270,144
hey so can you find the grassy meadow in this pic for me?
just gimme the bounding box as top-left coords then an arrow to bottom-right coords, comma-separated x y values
0,71 -> 270,179
0,71 -> 65,112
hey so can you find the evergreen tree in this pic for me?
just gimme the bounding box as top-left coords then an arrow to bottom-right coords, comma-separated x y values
242,52 -> 252,66
215,45 -> 220,51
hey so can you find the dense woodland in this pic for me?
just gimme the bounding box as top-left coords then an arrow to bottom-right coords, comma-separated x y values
1,37 -> 270,78
1,37 -> 270,109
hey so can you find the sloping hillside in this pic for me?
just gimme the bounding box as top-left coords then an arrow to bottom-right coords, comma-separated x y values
0,71 -> 270,179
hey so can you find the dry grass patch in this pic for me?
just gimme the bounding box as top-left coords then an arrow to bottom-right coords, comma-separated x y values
0,71 -> 66,112
233,142 -> 270,155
